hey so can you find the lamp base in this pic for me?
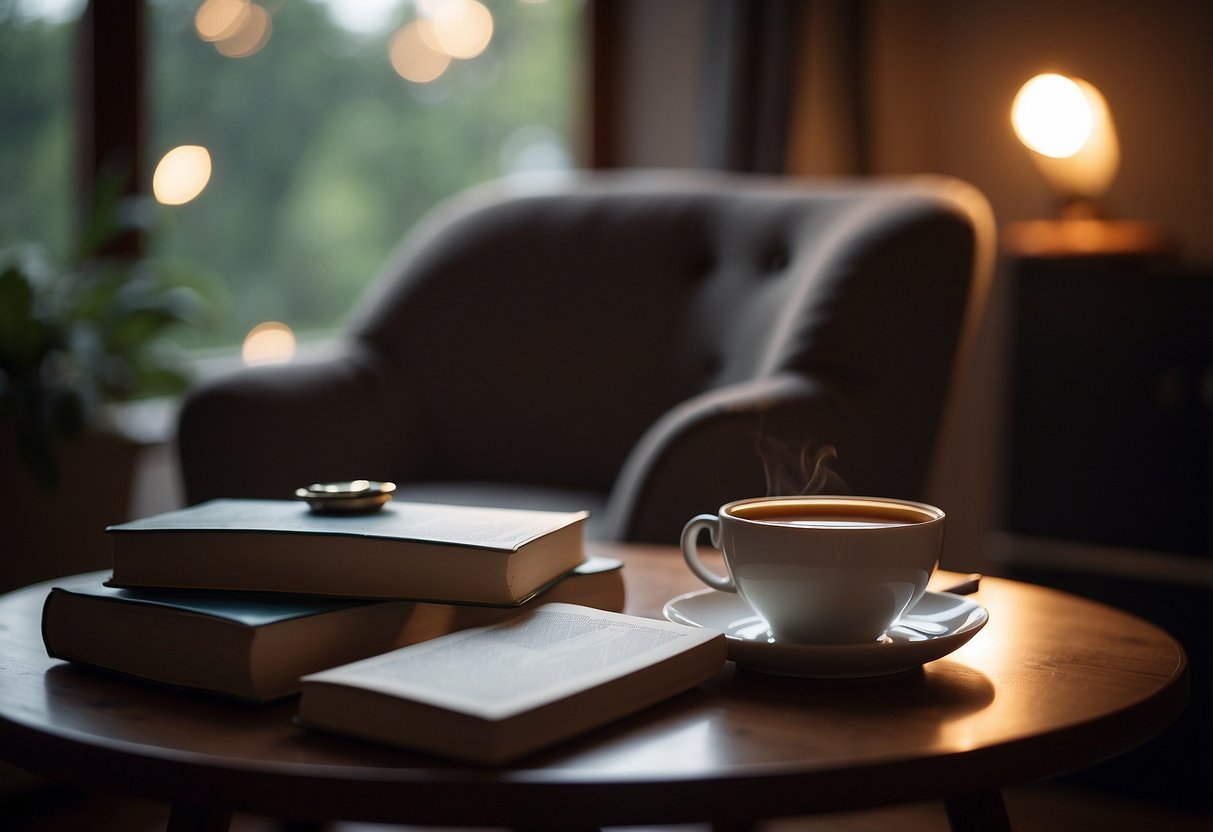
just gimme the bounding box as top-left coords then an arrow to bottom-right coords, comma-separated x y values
1001,218 -> 1175,259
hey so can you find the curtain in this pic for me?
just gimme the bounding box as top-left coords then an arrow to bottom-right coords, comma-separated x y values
699,0 -> 803,173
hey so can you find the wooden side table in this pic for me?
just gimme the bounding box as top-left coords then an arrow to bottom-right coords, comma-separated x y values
0,544 -> 1189,831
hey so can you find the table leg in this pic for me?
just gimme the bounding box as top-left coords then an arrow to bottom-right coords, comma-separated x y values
166,803 -> 233,832
943,787 -> 1012,832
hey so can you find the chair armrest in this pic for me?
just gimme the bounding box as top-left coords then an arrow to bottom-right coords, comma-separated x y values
600,373 -> 939,544
177,340 -> 428,505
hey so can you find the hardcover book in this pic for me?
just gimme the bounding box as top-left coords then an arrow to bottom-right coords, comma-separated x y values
42,558 -> 623,702
107,498 -> 589,604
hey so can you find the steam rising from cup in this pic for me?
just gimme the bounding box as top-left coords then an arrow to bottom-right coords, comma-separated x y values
758,439 -> 851,497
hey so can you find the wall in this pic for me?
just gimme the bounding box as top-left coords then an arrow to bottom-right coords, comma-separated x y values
864,0 -> 1213,569
603,0 -> 1213,572
866,0 -> 1213,263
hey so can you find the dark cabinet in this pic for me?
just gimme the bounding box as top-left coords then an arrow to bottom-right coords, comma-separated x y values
1000,255 -> 1213,811
1007,260 -> 1213,556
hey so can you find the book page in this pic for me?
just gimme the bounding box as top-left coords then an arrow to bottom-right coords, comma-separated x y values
304,604 -> 718,720
110,499 -> 588,550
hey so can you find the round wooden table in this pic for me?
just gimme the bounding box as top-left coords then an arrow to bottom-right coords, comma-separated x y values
0,543 -> 1189,832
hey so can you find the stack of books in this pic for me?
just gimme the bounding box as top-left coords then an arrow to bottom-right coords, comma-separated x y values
43,498 -> 614,701
41,497 -> 727,763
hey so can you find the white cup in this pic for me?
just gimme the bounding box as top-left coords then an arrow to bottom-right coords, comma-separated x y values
680,495 -> 945,644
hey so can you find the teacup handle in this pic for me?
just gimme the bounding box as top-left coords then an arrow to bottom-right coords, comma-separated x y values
680,514 -> 736,593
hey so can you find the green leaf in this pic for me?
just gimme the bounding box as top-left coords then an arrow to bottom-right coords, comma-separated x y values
0,263 -> 57,372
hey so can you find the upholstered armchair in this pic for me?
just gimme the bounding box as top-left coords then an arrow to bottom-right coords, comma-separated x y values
178,171 -> 993,543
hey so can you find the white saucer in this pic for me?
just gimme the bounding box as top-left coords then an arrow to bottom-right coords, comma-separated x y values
663,589 -> 989,679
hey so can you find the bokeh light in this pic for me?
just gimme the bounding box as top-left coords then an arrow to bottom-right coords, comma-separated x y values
214,2 -> 272,57
195,0 -> 272,58
425,0 -> 493,60
152,145 -> 213,206
242,321 -> 297,366
195,0 -> 250,42
389,21 -> 451,83
390,0 -> 495,84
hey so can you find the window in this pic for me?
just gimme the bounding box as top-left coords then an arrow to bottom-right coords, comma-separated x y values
0,0 -> 84,261
0,1 -> 581,354
148,0 -> 583,352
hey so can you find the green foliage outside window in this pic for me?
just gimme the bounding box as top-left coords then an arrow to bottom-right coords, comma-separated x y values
148,0 -> 580,347
0,0 -> 577,487
0,5 -> 76,263
0,1 -> 579,349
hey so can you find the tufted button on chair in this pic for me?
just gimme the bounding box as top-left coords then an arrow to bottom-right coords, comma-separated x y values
178,171 -> 994,543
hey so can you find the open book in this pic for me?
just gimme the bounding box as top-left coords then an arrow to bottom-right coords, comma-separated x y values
298,603 -> 727,764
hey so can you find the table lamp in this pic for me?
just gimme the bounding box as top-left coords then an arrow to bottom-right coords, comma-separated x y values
1002,72 -> 1171,258
1011,72 -> 1119,220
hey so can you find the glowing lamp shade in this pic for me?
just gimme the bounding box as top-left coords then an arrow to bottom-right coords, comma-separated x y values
1011,73 -> 1119,205
1012,74 -> 1093,158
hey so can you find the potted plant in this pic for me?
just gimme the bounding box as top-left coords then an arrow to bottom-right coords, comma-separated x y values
0,185 -> 213,591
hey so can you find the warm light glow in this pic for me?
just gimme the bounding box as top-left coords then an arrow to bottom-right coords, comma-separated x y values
423,0 -> 494,60
416,0 -> 455,18
1012,74 -> 1092,158
389,21 -> 451,83
242,321 -> 296,366
214,2 -> 272,58
195,0 -> 250,42
388,0 -> 495,83
1011,73 -> 1120,201
152,145 -> 213,206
